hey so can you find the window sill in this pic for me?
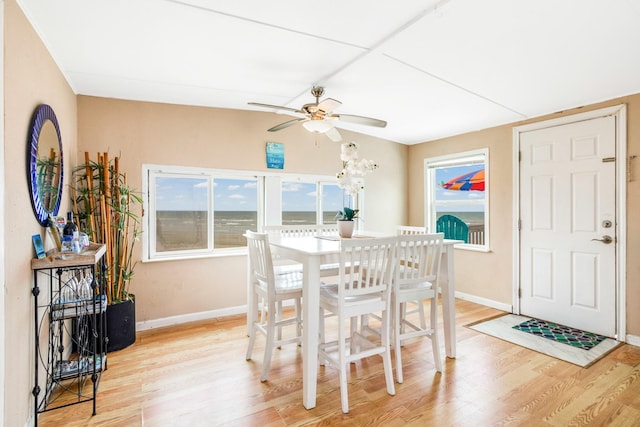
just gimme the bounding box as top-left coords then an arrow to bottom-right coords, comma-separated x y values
142,247 -> 247,263
454,244 -> 490,253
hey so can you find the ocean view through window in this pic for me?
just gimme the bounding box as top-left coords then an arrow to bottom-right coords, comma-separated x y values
281,180 -> 343,225
425,149 -> 489,249
144,166 -> 347,261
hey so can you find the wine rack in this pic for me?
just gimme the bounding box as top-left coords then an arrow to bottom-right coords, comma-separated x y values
31,244 -> 108,425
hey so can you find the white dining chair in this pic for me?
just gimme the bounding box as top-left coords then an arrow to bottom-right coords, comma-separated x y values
318,236 -> 397,413
392,232 -> 444,383
245,230 -> 303,382
396,225 -> 427,235
360,225 -> 428,338
265,224 -> 320,238
396,225 -> 428,330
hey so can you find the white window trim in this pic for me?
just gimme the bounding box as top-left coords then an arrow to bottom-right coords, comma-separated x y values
424,148 -> 490,251
142,164 -> 340,262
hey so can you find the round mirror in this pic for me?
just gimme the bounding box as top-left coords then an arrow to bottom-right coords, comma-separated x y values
28,104 -> 63,226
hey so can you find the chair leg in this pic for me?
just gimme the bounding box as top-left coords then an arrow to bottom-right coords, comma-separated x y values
430,298 -> 443,372
295,297 -> 302,343
417,300 -> 427,329
276,301 -> 283,346
399,302 -> 407,338
381,310 -> 396,396
349,316 -> 358,358
261,301 -> 277,382
246,323 -> 257,361
319,307 -> 326,366
246,290 -> 259,360
393,299 -> 404,384
338,315 -> 350,413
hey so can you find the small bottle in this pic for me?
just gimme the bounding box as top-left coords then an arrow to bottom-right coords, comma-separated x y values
48,215 -> 62,251
63,212 -> 78,238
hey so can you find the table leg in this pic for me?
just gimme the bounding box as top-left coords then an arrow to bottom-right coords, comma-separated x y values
302,256 -> 320,409
440,245 -> 456,358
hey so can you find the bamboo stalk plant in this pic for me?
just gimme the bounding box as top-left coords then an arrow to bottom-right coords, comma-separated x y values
72,152 -> 142,304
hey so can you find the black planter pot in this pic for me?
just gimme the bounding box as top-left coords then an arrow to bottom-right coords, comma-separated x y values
106,297 -> 136,352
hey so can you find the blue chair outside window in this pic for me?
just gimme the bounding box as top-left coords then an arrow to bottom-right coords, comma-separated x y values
436,214 -> 468,242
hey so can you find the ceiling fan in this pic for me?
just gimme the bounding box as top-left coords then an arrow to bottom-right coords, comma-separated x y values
248,86 -> 387,142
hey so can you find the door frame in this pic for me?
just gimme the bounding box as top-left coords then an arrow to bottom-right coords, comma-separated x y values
512,104 -> 627,341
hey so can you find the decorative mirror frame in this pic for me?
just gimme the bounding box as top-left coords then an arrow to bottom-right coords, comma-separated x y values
28,104 -> 64,226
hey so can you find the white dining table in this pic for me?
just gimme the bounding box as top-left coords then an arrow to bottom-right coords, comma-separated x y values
247,233 -> 462,410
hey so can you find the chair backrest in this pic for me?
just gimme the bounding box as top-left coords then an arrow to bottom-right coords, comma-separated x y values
264,224 -> 316,238
316,224 -> 339,236
264,224 -> 339,238
337,237 -> 397,299
395,232 -> 444,290
435,214 -> 468,242
245,230 -> 276,296
397,225 -> 427,235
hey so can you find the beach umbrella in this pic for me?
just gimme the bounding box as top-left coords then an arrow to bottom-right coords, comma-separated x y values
441,169 -> 485,191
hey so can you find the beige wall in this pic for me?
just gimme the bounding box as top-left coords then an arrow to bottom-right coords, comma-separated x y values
4,1 -> 78,425
408,94 -> 640,336
76,96 -> 407,323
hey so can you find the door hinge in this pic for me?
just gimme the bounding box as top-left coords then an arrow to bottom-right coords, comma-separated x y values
518,219 -> 521,230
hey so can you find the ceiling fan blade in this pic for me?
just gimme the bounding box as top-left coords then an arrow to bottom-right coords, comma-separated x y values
267,118 -> 306,132
325,127 -> 342,142
248,102 -> 302,114
317,98 -> 342,114
335,113 -> 387,128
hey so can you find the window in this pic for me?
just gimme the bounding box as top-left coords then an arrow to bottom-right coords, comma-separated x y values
143,165 -> 347,261
424,149 -> 489,250
145,166 -> 258,260
280,180 -> 345,225
281,181 -> 316,225
321,183 -> 343,224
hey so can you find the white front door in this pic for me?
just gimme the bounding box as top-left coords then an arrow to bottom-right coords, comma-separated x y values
519,115 -> 616,337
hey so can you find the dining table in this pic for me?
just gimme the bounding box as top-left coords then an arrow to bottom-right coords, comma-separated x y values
247,232 -> 462,410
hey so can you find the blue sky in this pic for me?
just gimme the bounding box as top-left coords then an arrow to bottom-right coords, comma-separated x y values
155,166 -> 484,212
155,177 -> 345,212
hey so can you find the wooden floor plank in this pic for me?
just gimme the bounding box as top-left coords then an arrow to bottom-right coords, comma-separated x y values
37,299 -> 640,426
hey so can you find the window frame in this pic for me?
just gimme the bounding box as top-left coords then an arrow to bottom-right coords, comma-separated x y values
424,148 -> 490,251
142,164 -> 343,262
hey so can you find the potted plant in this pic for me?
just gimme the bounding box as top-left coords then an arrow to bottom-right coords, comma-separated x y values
336,207 -> 359,238
72,152 -> 142,352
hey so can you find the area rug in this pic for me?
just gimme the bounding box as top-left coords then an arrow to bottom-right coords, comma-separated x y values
512,318 -> 605,350
467,314 -> 621,368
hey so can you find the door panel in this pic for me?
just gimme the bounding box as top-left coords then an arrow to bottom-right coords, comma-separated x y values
520,116 -> 616,337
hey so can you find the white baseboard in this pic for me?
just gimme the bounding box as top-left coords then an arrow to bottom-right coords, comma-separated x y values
625,334 -> 640,347
455,291 -> 513,313
137,295 -> 512,332
136,305 -> 246,331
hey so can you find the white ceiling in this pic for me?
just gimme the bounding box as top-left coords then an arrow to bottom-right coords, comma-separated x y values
18,0 -> 640,145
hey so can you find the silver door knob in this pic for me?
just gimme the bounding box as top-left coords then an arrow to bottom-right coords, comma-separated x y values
591,235 -> 613,244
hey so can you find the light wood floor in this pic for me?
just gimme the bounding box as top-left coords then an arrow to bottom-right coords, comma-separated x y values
38,299 -> 640,426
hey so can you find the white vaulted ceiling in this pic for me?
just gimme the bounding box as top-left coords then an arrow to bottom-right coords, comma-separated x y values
17,0 -> 640,144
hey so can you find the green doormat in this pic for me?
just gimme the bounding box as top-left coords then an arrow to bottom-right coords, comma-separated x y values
512,318 -> 606,350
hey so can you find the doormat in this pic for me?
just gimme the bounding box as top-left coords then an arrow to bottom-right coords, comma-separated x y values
512,318 -> 605,350
467,314 -> 621,368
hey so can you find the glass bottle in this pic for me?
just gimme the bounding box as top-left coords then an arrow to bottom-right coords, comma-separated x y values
63,212 -> 78,238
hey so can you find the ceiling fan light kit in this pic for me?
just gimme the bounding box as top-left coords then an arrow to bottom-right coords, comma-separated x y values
302,119 -> 333,133
249,86 -> 387,142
